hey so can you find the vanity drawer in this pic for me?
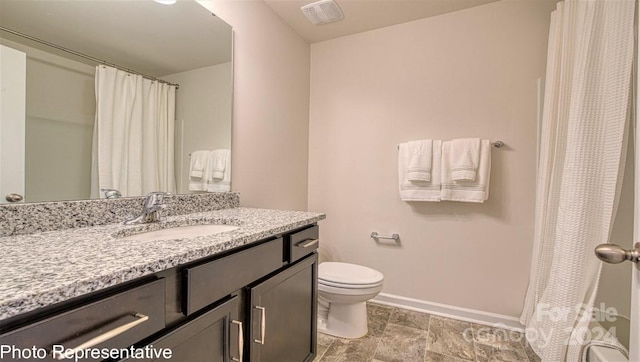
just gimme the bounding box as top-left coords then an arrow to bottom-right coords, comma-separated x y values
0,278 -> 165,361
183,237 -> 285,315
286,225 -> 319,263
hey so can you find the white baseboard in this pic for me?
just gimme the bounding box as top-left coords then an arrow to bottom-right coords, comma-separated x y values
371,293 -> 524,332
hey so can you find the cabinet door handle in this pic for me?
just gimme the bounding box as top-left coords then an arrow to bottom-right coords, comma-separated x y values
53,313 -> 149,360
254,305 -> 266,344
231,320 -> 244,362
296,238 -> 319,248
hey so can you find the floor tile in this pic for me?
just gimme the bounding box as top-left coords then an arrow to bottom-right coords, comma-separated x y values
368,302 -> 394,337
470,323 -> 530,362
388,308 -> 431,331
470,323 -> 526,348
474,342 -> 531,362
315,306 -> 540,362
522,340 -> 542,362
315,333 -> 337,361
320,335 -> 380,362
430,316 -> 473,334
426,316 -> 475,361
318,332 -> 337,346
423,351 -> 471,362
373,323 -> 428,362
314,344 -> 330,362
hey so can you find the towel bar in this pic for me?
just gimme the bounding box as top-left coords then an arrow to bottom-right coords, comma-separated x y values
370,232 -> 400,241
396,140 -> 505,149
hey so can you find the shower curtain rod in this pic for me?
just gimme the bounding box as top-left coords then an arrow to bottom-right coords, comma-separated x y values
0,26 -> 180,89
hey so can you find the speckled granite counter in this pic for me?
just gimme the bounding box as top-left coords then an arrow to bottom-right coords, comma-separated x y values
0,207 -> 325,321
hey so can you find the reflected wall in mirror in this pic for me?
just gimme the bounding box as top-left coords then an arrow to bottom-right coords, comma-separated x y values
0,0 -> 233,203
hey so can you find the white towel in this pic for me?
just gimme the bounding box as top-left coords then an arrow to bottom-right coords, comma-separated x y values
407,140 -> 433,182
207,149 -> 231,192
209,150 -> 227,180
398,141 -> 441,201
189,150 -> 210,178
449,138 -> 480,181
188,150 -> 212,191
441,139 -> 490,203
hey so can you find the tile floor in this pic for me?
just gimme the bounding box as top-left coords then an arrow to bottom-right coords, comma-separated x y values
314,303 -> 541,362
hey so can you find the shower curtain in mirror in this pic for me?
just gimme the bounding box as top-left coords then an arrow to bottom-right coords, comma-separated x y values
519,0 -> 634,361
90,65 -> 176,197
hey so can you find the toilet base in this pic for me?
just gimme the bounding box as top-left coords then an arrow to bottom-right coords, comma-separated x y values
318,301 -> 368,339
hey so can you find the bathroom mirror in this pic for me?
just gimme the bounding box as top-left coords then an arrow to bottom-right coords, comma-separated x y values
0,0 -> 233,203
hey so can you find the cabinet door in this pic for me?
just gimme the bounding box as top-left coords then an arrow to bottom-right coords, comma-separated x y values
248,254 -> 317,362
124,296 -> 242,362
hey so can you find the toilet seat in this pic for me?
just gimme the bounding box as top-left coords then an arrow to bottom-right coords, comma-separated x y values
319,278 -> 383,289
318,262 -> 384,288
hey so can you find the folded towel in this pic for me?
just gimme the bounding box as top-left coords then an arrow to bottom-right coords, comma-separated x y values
407,140 -> 433,182
209,150 -> 227,180
449,138 -> 481,181
207,149 -> 231,192
441,139 -> 490,203
398,141 -> 441,201
189,150 -> 212,191
189,150 -> 210,178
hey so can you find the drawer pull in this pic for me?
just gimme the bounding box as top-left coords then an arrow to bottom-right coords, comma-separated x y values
296,238 -> 319,248
53,313 -> 149,360
254,306 -> 266,345
231,320 -> 244,362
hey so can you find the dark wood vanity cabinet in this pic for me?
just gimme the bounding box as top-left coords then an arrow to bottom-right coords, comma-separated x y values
248,254 -> 317,362
170,224 -> 319,362
0,224 -> 319,362
122,296 -> 242,362
141,224 -> 319,362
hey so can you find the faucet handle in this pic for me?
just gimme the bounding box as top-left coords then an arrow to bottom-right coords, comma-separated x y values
124,192 -> 171,225
101,188 -> 122,199
143,191 -> 171,208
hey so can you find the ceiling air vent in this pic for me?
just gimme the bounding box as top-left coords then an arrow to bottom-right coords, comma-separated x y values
301,0 -> 344,25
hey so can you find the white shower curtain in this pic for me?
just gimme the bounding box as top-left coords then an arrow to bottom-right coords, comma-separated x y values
520,1 -> 634,361
91,65 -> 176,197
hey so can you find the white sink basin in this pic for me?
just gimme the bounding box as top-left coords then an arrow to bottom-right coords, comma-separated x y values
119,224 -> 239,241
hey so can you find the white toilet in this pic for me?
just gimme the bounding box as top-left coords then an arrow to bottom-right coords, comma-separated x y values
317,262 -> 384,338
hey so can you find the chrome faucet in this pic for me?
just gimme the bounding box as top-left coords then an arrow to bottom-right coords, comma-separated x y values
124,191 -> 170,225
101,188 -> 122,199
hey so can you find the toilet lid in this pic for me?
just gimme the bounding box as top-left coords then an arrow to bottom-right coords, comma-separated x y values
318,262 -> 384,286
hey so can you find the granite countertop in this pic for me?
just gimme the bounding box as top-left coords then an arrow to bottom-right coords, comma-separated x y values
0,207 -> 325,321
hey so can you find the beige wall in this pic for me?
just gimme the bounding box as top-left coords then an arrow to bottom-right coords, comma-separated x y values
198,0 -> 310,210
163,62 -> 233,193
308,0 -> 557,317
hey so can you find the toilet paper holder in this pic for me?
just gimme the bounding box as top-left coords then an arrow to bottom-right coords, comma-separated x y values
370,232 -> 400,241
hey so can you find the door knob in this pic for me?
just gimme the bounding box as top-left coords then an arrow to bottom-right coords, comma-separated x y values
595,243 -> 640,267
5,193 -> 23,203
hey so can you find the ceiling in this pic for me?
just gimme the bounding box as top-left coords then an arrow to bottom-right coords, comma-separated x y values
0,0 -> 501,75
0,0 -> 232,77
264,0 -> 500,43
